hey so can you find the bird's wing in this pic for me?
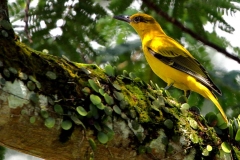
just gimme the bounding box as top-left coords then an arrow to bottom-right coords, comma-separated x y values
146,36 -> 222,95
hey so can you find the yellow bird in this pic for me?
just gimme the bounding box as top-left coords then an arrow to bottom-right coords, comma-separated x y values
114,13 -> 228,123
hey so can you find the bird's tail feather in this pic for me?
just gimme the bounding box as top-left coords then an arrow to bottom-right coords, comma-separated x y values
205,89 -> 228,123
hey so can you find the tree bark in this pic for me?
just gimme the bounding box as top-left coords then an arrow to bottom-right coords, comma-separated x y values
1,1 -> 240,160
1,35 -> 239,160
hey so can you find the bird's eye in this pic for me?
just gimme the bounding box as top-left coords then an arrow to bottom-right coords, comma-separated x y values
133,16 -> 141,23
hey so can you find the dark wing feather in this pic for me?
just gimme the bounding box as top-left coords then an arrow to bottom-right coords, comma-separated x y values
147,47 -> 222,96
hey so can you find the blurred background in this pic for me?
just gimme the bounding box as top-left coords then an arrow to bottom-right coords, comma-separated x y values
1,0 -> 240,159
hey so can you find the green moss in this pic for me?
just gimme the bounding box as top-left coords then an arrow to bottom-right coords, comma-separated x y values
123,84 -> 152,123
75,63 -> 107,80
205,127 -> 221,145
2,39 -> 231,155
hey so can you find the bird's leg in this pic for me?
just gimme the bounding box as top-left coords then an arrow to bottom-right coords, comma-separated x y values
184,90 -> 190,98
164,83 -> 174,97
164,82 -> 174,90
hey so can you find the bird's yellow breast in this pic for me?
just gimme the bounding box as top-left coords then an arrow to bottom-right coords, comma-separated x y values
143,46 -> 208,97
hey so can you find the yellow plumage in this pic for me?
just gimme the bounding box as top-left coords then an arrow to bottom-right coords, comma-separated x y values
114,13 -> 228,123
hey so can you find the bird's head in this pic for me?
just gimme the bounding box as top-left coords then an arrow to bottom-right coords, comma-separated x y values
114,13 -> 164,39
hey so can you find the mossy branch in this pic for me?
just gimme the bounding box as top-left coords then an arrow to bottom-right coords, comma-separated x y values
0,0 -> 239,159
0,38 -> 239,159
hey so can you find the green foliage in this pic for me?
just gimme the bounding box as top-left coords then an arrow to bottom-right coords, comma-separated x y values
0,146 -> 5,160
9,0 -> 107,62
108,0 -> 134,14
8,0 -> 240,118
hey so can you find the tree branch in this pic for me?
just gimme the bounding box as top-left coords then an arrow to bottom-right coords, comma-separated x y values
0,38 -> 237,159
0,0 -> 15,39
1,0 -> 240,159
24,0 -> 33,43
142,0 -> 240,64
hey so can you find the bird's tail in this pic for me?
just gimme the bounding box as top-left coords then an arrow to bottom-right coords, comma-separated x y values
205,90 -> 228,123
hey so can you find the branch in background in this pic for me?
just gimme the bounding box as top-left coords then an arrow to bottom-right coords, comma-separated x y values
24,0 -> 32,43
0,0 -> 15,38
142,0 -> 240,64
